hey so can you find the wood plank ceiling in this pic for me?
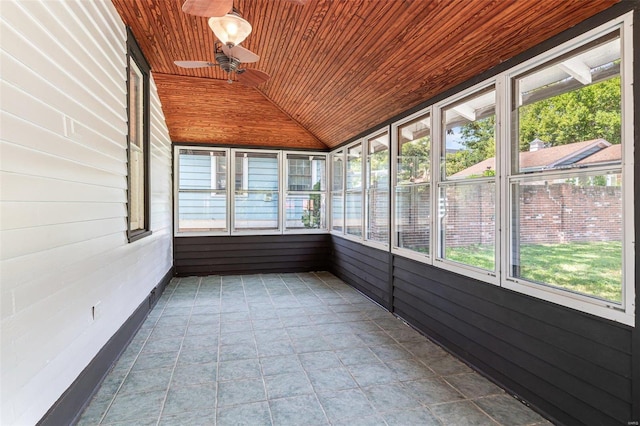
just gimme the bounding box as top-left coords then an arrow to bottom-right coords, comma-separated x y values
112,0 -> 619,150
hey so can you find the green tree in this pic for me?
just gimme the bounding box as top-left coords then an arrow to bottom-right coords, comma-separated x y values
398,136 -> 430,183
518,76 -> 621,151
301,181 -> 322,228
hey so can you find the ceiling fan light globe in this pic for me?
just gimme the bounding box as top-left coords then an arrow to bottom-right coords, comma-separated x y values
208,14 -> 252,47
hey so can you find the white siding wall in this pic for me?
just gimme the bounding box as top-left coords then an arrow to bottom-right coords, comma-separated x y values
0,1 -> 173,424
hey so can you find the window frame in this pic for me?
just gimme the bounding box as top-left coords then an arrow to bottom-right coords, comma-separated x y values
283,151 -> 328,234
432,81 -> 501,285
500,13 -> 634,324
391,107 -> 434,263
126,28 -> 151,242
364,129 -> 390,248
174,146 -> 231,236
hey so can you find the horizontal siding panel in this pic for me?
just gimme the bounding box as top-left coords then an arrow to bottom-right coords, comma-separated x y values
0,108 -> 124,169
331,248 -> 388,292
0,172 -> 124,203
0,24 -> 125,144
393,255 -> 632,353
5,1 -> 124,117
0,142 -> 125,189
331,262 -> 387,306
393,265 -> 631,377
174,234 -> 331,276
332,236 -> 390,263
0,201 -> 125,231
392,297 -> 622,426
393,278 -> 631,408
1,217 -> 125,261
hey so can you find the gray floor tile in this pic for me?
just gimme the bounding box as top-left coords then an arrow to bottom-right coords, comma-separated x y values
171,362 -> 217,387
80,272 -> 545,426
383,407 -> 442,426
118,367 -> 172,395
306,367 -> 358,393
334,347 -> 380,366
347,362 -> 397,387
257,339 -> 295,357
162,383 -> 216,415
178,347 -> 218,365
217,401 -> 271,426
318,388 -> 374,423
445,373 -> 504,398
362,383 -> 422,413
130,350 -> 179,372
299,351 -> 343,371
101,390 -> 165,424
474,394 -> 547,425
264,371 -> 314,399
403,377 -> 465,405
430,400 -> 499,426
159,409 -> 216,426
219,342 -> 258,361
385,358 -> 436,381
218,358 -> 262,381
428,354 -> 473,376
260,354 -> 306,376
270,395 -> 328,426
217,378 -> 267,407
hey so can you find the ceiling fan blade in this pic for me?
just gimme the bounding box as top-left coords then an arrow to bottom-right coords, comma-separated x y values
221,44 -> 260,63
174,60 -> 217,68
237,69 -> 270,87
181,0 -> 232,17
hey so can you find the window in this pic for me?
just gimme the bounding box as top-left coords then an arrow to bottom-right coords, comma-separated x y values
346,143 -> 363,237
233,151 -> 280,232
437,87 -> 497,275
366,131 -> 389,245
507,25 -> 631,318
177,149 -> 228,233
393,111 -> 431,257
286,153 -> 326,230
126,29 -> 151,242
331,150 -> 344,233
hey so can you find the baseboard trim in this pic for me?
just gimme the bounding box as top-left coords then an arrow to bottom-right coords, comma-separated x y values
37,267 -> 174,426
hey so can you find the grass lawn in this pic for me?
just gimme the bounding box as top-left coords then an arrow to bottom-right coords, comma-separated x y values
446,241 -> 622,303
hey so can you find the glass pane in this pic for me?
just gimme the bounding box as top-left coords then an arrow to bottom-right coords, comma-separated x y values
235,152 -> 278,191
128,59 -> 145,232
332,151 -> 344,191
345,191 -> 362,236
234,191 -> 279,230
346,144 -> 362,190
286,193 -> 326,230
397,114 -> 430,185
178,150 -> 226,190
367,188 -> 389,243
128,60 -> 143,149
513,32 -> 621,173
234,151 -> 279,230
367,133 -> 389,243
395,184 -> 430,254
442,88 -> 496,179
439,182 -> 495,271
331,193 -> 343,232
510,173 -> 622,303
287,154 -> 326,191
177,191 -> 227,232
130,145 -> 144,230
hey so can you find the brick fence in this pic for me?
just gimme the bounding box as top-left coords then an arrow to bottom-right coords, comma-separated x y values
369,182 -> 622,248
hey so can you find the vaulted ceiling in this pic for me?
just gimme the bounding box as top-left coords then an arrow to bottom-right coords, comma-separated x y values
112,0 -> 618,150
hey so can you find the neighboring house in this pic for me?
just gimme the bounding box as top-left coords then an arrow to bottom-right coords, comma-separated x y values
452,138 -> 617,178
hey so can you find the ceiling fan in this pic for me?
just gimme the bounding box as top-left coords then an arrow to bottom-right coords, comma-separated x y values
182,0 -> 308,18
174,41 -> 270,87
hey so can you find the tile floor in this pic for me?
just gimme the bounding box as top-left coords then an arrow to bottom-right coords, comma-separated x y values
78,272 -> 551,426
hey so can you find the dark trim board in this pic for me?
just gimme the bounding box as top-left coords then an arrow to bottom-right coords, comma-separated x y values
38,267 -> 174,426
174,234 -> 331,276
